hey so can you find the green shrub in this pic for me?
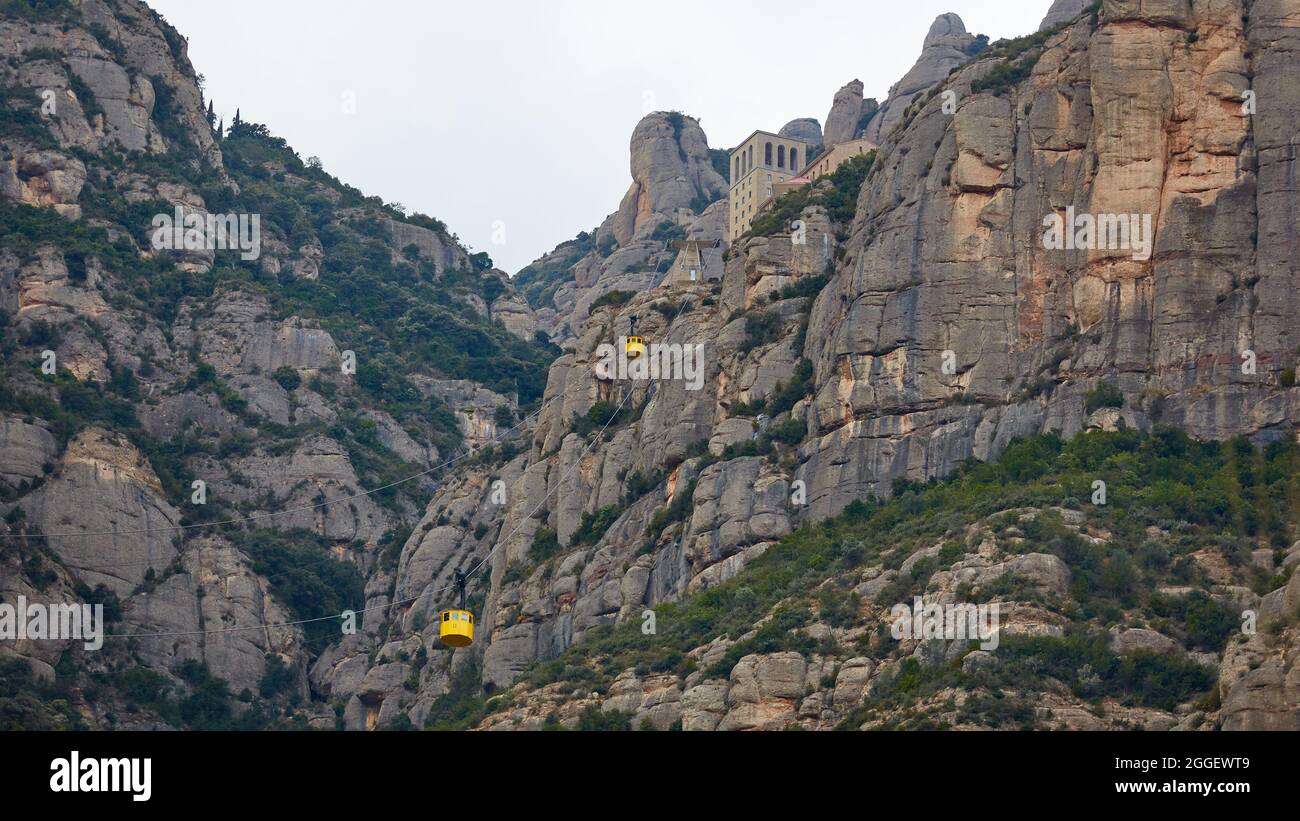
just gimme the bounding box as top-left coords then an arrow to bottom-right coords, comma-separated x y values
176,661 -> 234,729
531,526 -> 561,560
259,655 -> 297,698
576,706 -> 632,731
571,505 -> 623,548
741,310 -> 783,352
746,152 -> 875,239
767,416 -> 807,446
572,400 -> 626,436
971,52 -> 1041,96
779,275 -> 829,301
765,359 -> 815,416
1084,382 -> 1125,414
494,404 -> 515,428
1148,591 -> 1238,652
233,529 -> 364,646
649,221 -> 686,243
272,366 -> 302,391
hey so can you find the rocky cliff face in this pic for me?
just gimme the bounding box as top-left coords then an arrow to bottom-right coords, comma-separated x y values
802,0 -> 1297,517
863,13 -> 984,144
1040,0 -> 1090,30
613,112 -> 727,245
4,0 -> 1300,733
516,111 -> 727,347
822,14 -> 981,150
1,0 -> 219,166
823,79 -> 878,147
0,0 -> 545,729
322,0 -> 1300,731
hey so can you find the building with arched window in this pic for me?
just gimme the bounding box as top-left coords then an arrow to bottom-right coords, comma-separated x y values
727,130 -> 813,243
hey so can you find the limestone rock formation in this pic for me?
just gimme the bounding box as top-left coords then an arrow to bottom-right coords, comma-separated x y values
0,0 -> 221,165
484,269 -> 539,341
0,151 -> 86,218
1040,0 -> 1089,30
125,535 -> 307,698
386,218 -> 470,275
517,112 -> 729,346
862,13 -> 981,143
23,427 -> 180,596
779,117 -> 823,147
609,111 -> 727,247
795,0 -> 1296,519
823,80 -> 876,147
0,417 -> 58,486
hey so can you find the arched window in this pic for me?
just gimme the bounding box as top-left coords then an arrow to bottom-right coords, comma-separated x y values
764,142 -> 772,166
777,145 -> 785,168
735,156 -> 741,179
790,148 -> 798,171
748,145 -> 754,171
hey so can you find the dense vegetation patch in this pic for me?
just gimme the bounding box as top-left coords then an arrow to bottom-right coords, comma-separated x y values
746,152 -> 876,239
968,19 -> 1069,97
229,528 -> 366,647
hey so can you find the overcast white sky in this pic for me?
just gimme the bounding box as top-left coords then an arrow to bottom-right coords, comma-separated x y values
149,0 -> 1050,273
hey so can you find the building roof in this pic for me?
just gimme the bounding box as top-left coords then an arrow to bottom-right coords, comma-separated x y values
728,129 -> 814,158
797,138 -> 877,175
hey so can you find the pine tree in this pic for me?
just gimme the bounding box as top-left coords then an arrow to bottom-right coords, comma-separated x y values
206,100 -> 216,130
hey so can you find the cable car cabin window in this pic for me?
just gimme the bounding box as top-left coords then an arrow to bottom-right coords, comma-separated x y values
443,612 -> 450,621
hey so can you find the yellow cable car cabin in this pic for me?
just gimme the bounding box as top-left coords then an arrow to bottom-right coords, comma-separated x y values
626,335 -> 646,360
625,314 -> 647,360
439,609 -> 474,647
440,571 -> 475,647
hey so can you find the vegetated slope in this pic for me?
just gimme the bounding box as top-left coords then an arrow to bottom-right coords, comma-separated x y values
0,0 -> 555,728
445,428 -> 1300,730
